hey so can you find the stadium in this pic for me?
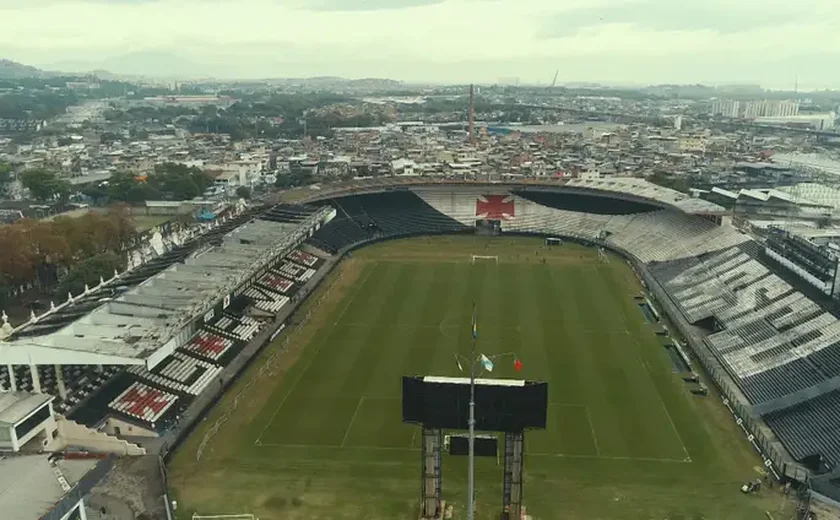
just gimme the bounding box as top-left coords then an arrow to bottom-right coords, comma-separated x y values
2,177 -> 840,519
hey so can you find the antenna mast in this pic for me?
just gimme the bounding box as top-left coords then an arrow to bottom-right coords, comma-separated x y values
468,84 -> 476,146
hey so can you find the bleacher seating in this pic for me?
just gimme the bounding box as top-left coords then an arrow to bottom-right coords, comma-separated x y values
276,262 -> 315,282
261,204 -> 318,224
0,364 -> 122,415
306,191 -> 469,252
288,249 -> 320,267
128,353 -> 222,397
211,314 -> 263,342
244,286 -> 290,313
765,389 -> 840,468
108,382 -> 179,427
648,242 -> 840,470
257,272 -> 295,294
181,330 -> 235,362
307,217 -> 368,254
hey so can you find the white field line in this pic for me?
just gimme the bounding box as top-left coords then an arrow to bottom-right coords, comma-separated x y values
604,273 -> 692,463
341,397 -> 365,447
547,403 -> 600,456
254,263 -> 377,445
254,443 -> 688,463
584,406 -> 601,456
634,336 -> 693,462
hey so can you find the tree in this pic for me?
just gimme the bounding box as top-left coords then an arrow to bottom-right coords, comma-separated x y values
150,163 -> 210,200
0,208 -> 136,295
235,186 -> 251,200
0,162 -> 12,196
100,132 -> 122,145
129,128 -> 149,140
275,171 -> 315,189
57,252 -> 125,297
20,169 -> 71,201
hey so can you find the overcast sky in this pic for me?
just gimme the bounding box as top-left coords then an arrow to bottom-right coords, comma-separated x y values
1,0 -> 839,88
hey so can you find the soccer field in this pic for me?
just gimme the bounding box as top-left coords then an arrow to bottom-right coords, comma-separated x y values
169,236 -> 782,520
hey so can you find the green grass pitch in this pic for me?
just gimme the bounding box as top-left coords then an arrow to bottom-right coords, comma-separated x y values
168,236 -> 784,520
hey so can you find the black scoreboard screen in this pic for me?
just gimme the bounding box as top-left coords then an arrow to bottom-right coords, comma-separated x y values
402,376 -> 548,432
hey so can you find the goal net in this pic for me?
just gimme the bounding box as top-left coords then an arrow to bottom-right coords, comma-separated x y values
471,255 -> 499,264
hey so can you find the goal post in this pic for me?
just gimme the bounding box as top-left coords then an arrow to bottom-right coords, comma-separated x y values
471,255 -> 499,264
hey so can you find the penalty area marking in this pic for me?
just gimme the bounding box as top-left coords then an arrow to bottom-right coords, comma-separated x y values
254,264 -> 377,446
602,285 -> 693,464
527,452 -> 692,464
252,443 -> 690,464
341,396 -> 403,448
341,397 -> 365,447
548,403 -> 600,456
628,334 -> 693,463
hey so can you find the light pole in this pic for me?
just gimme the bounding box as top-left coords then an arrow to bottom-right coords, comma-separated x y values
467,325 -> 476,520
454,343 -> 519,520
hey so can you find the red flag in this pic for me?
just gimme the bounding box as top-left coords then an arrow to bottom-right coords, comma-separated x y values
514,358 -> 522,372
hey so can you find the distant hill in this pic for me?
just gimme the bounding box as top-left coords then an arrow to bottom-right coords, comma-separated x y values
0,59 -> 52,79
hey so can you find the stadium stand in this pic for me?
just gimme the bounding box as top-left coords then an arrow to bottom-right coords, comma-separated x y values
8,179 -> 840,501
650,242 -> 840,469
0,199 -> 331,445
765,389 -> 840,471
257,272 -> 295,294
181,330 -> 235,363
307,216 -> 368,254
302,187 -> 840,475
289,249 -> 320,267
128,352 -> 223,397
276,261 -> 316,282
307,191 -> 469,253
108,382 -> 179,428
243,286 -> 291,313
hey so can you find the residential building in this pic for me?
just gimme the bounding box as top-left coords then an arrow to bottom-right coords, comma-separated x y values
711,99 -> 741,118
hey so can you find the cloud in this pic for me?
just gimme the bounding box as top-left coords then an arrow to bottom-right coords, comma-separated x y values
537,0 -> 816,38
0,0 -> 839,88
301,0 -> 445,11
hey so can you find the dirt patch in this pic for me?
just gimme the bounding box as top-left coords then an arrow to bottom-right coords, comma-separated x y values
811,498 -> 840,520
92,455 -> 166,520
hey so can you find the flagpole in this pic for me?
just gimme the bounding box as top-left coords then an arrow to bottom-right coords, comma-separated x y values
468,305 -> 476,520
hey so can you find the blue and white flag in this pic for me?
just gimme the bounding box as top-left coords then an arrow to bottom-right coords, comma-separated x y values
480,354 -> 494,372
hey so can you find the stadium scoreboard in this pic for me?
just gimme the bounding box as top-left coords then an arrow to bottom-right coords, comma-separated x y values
401,375 -> 548,432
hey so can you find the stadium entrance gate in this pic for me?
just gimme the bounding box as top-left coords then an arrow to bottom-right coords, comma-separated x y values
403,376 -> 548,519
475,219 -> 502,236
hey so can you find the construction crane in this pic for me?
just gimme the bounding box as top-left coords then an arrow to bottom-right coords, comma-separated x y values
547,69 -> 558,90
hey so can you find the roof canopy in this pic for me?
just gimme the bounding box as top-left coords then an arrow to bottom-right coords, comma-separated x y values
0,209 -> 330,368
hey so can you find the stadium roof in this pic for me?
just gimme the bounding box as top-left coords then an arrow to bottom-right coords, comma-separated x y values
0,392 -> 53,426
279,177 -> 726,214
562,177 -> 725,213
0,209 -> 329,369
0,455 -> 99,519
5,205 -> 266,342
